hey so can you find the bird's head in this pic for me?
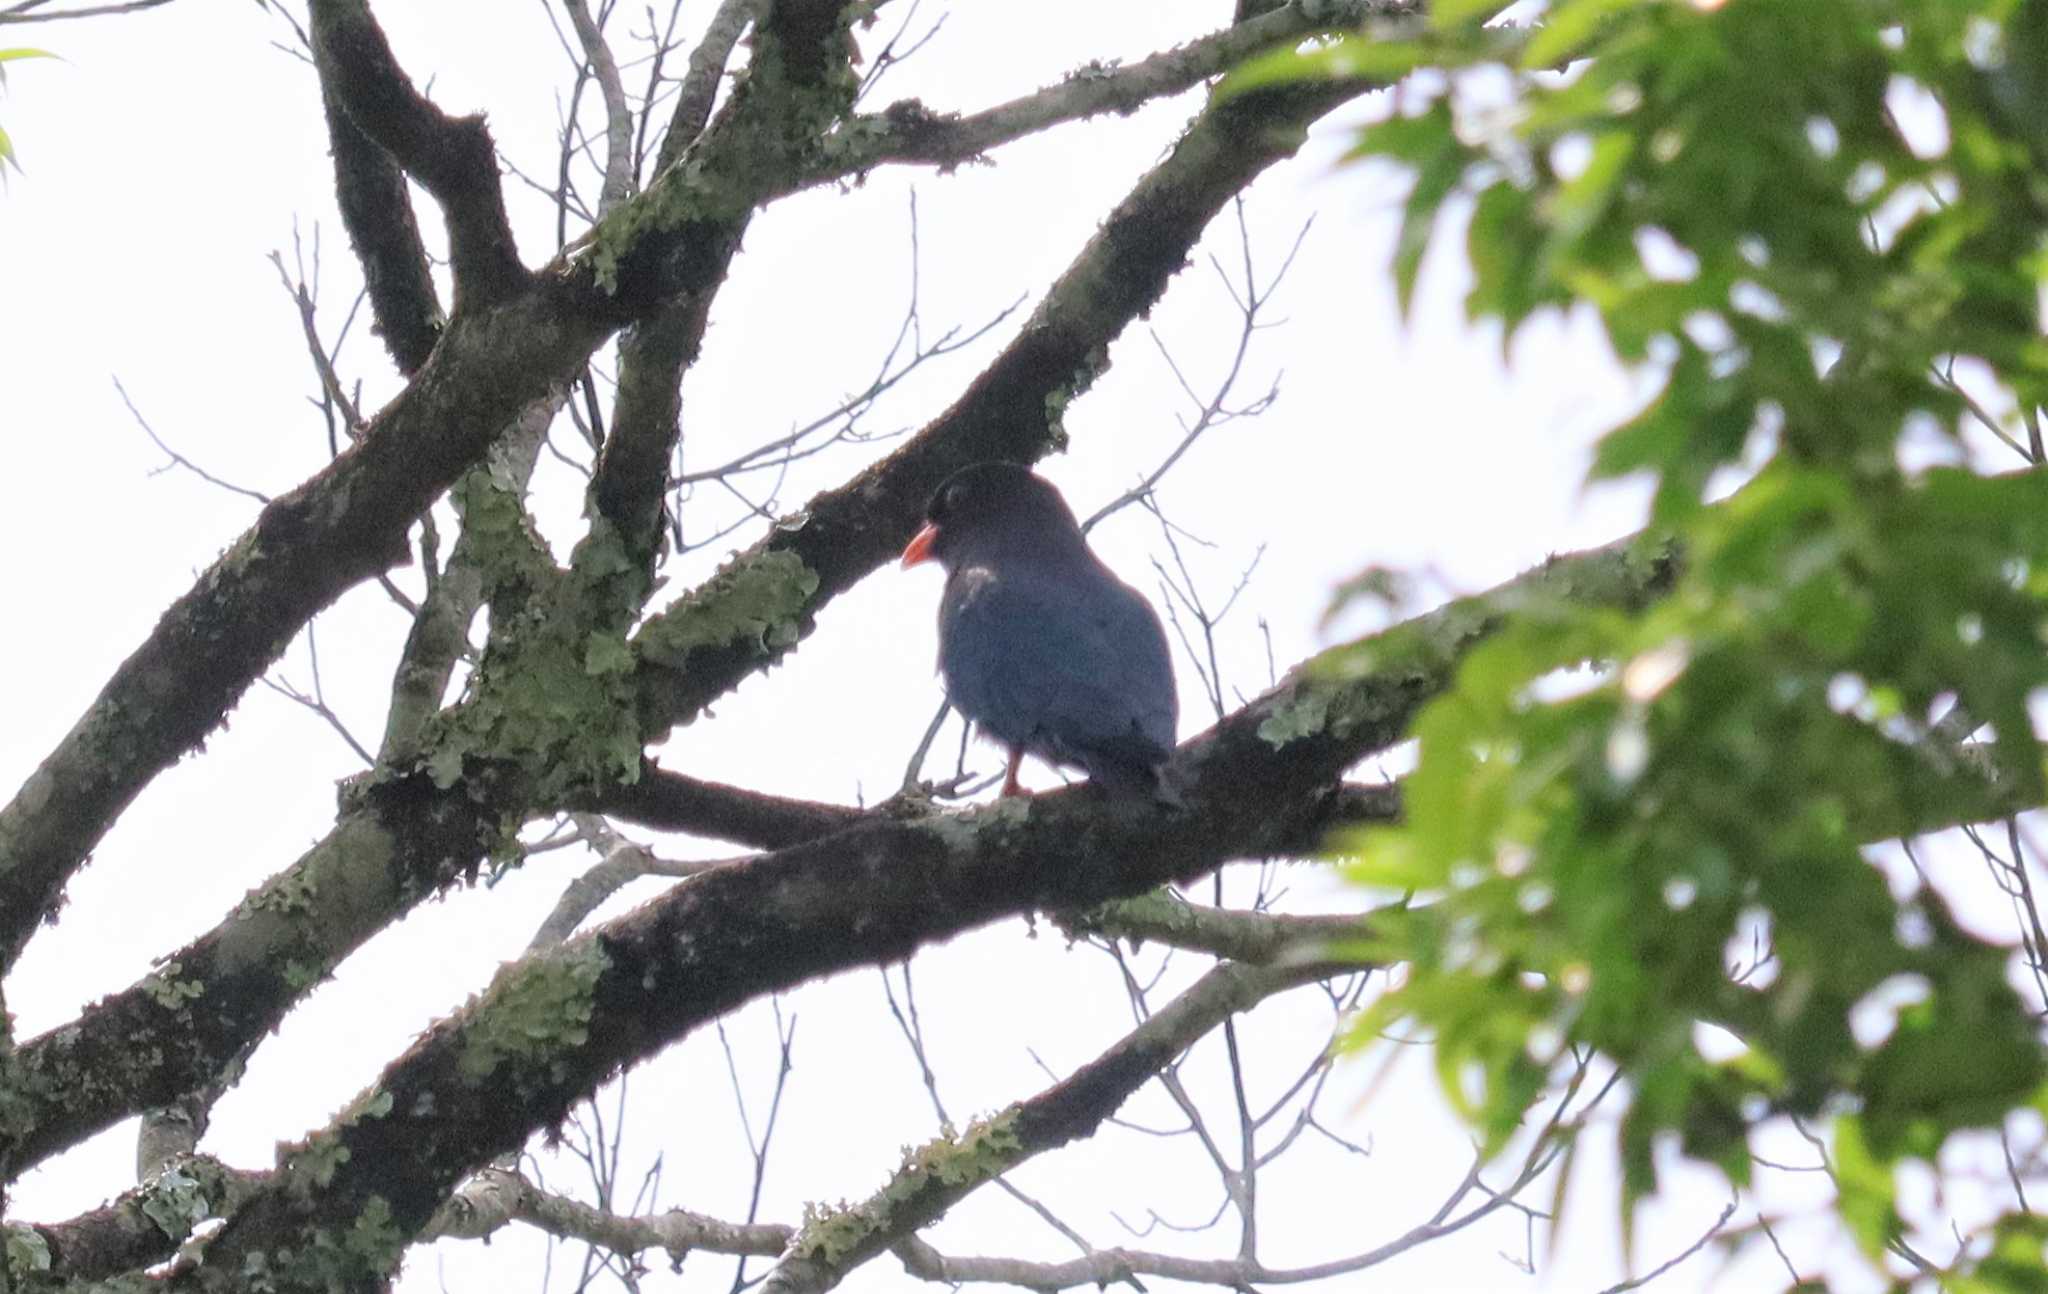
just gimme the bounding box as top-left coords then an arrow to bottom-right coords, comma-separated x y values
900,462 -> 1084,571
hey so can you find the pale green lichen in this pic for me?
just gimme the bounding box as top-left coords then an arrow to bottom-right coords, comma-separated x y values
457,942 -> 612,1089
1059,890 -> 1188,948
243,867 -> 320,918
789,1109 -> 1023,1265
3,1224 -> 50,1281
141,961 -> 205,1010
634,549 -> 820,674
1257,688 -> 1332,749
340,1087 -> 394,1124
414,477 -> 647,814
913,796 -> 1029,855
241,1194 -> 406,1294
139,1166 -> 212,1241
286,1129 -> 351,1192
1041,344 -> 1112,449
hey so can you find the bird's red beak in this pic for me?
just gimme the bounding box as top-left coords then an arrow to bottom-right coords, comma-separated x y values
901,521 -> 940,568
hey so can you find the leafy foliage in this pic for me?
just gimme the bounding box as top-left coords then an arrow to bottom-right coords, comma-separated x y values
1251,0 -> 2048,1284
0,48 -> 53,175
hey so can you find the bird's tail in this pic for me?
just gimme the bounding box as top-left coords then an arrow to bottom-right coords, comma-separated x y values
1083,753 -> 1183,808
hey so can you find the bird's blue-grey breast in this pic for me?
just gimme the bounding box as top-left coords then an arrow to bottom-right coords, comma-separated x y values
902,463 -> 1177,798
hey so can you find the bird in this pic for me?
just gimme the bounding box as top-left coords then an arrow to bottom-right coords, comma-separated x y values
901,462 -> 1179,801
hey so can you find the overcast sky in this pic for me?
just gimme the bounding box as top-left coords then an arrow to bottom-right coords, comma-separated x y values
0,3 -> 1959,1291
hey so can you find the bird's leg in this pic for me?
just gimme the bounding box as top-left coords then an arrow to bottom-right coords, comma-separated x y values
999,748 -> 1026,798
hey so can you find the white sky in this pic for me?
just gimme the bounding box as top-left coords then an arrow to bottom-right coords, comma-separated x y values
0,3 -> 2016,1292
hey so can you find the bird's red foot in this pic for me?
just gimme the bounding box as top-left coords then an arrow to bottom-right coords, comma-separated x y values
999,749 -> 1028,798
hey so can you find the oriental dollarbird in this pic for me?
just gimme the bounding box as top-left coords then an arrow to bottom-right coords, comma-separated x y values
901,463 -> 1178,801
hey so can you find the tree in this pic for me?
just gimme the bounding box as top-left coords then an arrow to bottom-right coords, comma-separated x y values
0,2 -> 2042,1293
1271,0 -> 2048,1288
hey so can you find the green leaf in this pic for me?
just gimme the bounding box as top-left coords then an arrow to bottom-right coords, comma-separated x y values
1352,102 -> 1468,316
1521,0 -> 1643,70
1830,1116 -> 1898,1261
1222,35 -> 1437,98
1430,0 -> 1514,31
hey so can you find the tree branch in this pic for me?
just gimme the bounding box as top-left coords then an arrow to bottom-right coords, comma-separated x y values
591,763 -> 865,848
560,0 -> 636,215
0,0 -> 172,23
655,0 -> 764,171
812,0 -> 1415,181
308,0 -> 529,305
1057,891 -> 1382,967
587,294 -> 714,569
375,393 -> 560,760
762,961 -> 1329,1293
10,1155 -> 259,1283
315,53 -> 443,374
425,1164 -> 788,1258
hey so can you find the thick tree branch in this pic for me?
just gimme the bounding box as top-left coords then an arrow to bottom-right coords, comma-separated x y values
418,961 -> 1328,1286
589,1 -> 866,562
588,294 -> 715,568
11,1155 -> 259,1283
591,763 -> 864,848
815,0 -> 1416,180
308,0 -> 528,305
1058,892 -> 1381,967
376,394 -> 560,760
316,70 -> 443,374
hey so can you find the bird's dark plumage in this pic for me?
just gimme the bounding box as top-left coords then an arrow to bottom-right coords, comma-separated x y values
902,463 -> 1178,800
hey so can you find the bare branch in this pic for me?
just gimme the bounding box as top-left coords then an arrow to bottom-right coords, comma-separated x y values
426,1165 -> 787,1259
528,814 -> 740,949
112,376 -> 271,505
269,244 -> 367,438
764,960 -> 1330,1293
560,0 -> 637,213
0,0 -> 172,23
1594,1200 -> 1738,1294
655,0 -> 764,170
1084,200 -> 1308,534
